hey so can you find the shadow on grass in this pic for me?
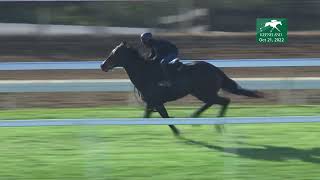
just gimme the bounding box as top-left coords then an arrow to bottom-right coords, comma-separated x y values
179,137 -> 320,164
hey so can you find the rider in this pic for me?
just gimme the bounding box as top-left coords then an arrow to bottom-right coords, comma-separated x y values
140,32 -> 179,87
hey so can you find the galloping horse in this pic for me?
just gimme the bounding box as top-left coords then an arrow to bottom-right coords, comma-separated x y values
101,42 -> 263,136
260,20 -> 282,32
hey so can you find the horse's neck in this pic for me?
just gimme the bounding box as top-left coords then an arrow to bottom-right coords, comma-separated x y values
123,59 -> 150,92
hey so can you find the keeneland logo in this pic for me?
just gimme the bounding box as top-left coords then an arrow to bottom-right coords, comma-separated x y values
256,18 -> 287,44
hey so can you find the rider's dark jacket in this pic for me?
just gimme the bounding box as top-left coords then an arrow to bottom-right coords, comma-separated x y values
148,39 -> 178,63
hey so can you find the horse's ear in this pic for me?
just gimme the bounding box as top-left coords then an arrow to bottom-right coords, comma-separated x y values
121,41 -> 131,48
121,41 -> 127,46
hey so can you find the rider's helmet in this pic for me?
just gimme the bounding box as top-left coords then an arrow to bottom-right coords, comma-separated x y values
140,32 -> 153,45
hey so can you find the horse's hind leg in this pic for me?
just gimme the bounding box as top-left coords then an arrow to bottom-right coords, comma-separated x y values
214,96 -> 230,117
209,96 -> 230,133
194,93 -> 230,117
155,104 -> 180,136
191,103 -> 213,118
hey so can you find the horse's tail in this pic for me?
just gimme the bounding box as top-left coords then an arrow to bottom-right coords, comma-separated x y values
218,69 -> 264,98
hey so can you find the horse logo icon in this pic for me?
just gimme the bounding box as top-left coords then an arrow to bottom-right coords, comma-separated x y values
260,19 -> 283,32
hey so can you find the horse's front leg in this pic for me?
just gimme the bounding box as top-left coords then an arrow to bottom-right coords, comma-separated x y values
143,105 -> 153,118
143,104 -> 153,118
155,104 -> 180,136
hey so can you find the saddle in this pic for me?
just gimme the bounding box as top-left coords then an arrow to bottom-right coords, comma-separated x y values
166,58 -> 188,84
167,58 -> 184,73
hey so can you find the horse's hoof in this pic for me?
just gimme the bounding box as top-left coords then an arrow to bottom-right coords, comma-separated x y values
172,129 -> 180,137
214,125 -> 225,134
169,125 -> 180,136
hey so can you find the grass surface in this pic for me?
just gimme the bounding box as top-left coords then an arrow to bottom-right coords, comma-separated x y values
0,105 -> 319,180
1,105 -> 320,120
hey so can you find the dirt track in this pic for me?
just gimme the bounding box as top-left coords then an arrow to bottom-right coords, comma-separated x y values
0,32 -> 319,61
0,32 -> 319,108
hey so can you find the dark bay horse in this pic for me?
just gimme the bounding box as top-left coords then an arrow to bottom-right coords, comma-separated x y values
101,42 -> 263,136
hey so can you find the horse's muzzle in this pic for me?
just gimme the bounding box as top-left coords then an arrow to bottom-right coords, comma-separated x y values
100,64 -> 109,72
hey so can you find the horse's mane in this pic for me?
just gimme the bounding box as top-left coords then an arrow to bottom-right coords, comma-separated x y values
127,46 -> 147,61
127,46 -> 159,67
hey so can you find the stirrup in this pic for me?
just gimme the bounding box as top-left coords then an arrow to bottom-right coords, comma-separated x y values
170,58 -> 180,64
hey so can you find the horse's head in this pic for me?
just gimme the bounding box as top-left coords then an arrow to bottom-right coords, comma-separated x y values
101,41 -> 134,72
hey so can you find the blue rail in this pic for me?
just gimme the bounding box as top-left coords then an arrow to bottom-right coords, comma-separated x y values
0,78 -> 319,92
1,58 -> 320,70
0,116 -> 320,127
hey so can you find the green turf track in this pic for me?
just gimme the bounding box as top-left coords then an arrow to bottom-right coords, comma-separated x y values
1,105 -> 320,120
0,105 -> 319,180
